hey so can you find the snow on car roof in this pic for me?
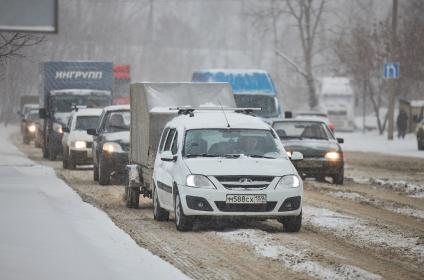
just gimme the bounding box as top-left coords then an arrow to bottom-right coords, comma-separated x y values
194,69 -> 268,74
321,77 -> 353,96
273,118 -> 326,125
168,111 -> 271,130
103,104 -> 130,112
50,89 -> 111,95
72,108 -> 103,117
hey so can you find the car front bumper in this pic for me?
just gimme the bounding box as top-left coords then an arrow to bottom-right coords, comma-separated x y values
178,181 -> 303,217
69,148 -> 93,165
102,151 -> 129,175
293,158 -> 343,177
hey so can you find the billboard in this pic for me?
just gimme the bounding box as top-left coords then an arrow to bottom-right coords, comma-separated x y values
0,0 -> 58,33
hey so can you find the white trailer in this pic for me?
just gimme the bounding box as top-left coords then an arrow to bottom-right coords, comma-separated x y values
125,82 -> 235,208
319,77 -> 355,131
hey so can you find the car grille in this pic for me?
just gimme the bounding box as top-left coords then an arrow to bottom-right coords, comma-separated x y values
215,201 -> 277,212
214,176 -> 274,189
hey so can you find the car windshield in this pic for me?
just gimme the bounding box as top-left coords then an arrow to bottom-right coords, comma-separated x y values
75,116 -> 100,131
27,111 -> 39,121
234,95 -> 278,118
273,121 -> 333,140
104,111 -> 130,132
51,95 -> 110,112
183,128 -> 283,159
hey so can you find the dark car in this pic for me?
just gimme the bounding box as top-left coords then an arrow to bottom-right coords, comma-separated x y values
272,119 -> 344,184
87,105 -> 130,185
22,109 -> 40,144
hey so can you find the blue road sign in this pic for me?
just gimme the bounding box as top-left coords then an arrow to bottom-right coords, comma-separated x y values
384,63 -> 400,79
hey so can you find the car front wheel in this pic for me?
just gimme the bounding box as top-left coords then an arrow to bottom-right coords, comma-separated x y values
175,192 -> 193,231
98,154 -> 110,185
333,168 -> 344,185
278,211 -> 302,233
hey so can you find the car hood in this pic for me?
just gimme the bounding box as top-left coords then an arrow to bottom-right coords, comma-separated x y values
281,139 -> 340,157
68,130 -> 93,142
103,131 -> 130,143
183,156 -> 296,176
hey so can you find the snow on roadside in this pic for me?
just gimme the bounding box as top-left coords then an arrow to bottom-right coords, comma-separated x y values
348,176 -> 424,198
304,206 -> 424,263
371,178 -> 424,198
336,131 -> 424,158
329,191 -> 424,220
217,229 -> 381,280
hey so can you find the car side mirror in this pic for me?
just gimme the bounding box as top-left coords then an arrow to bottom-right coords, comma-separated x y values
87,128 -> 98,136
284,111 -> 293,119
290,151 -> 303,161
337,138 -> 344,144
39,108 -> 47,119
161,150 -> 176,162
62,126 -> 70,133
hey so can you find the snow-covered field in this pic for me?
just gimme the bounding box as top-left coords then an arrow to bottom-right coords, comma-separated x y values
0,125 -> 189,280
337,131 -> 423,158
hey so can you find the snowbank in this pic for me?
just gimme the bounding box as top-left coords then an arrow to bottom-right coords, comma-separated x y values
337,131 -> 424,158
0,125 -> 190,280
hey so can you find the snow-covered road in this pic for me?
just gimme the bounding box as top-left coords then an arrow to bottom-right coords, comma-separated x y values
0,125 -> 189,280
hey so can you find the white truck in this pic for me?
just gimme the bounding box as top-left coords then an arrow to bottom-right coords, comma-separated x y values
126,82 -> 304,232
319,77 -> 355,131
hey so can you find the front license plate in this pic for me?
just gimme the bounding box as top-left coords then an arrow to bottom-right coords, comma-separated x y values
226,194 -> 267,204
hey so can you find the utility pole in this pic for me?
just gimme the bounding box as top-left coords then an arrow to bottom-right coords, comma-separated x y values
387,0 -> 398,140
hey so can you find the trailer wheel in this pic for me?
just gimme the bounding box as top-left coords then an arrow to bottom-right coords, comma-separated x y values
175,192 -> 193,231
127,187 -> 140,209
153,185 -> 169,221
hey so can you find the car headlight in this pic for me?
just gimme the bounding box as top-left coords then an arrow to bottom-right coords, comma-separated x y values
102,142 -> 123,153
73,140 -> 86,149
28,124 -> 36,133
52,122 -> 63,134
325,151 -> 340,160
276,175 -> 300,189
286,151 -> 292,157
186,175 -> 216,189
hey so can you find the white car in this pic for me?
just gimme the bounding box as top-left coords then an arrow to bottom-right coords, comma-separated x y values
62,108 -> 103,169
152,110 -> 304,231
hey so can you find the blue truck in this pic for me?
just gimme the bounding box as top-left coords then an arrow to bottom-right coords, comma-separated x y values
192,69 -> 283,121
38,61 -> 113,160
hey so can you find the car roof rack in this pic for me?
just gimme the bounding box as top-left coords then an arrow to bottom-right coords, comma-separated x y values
169,107 -> 261,116
71,105 -> 87,112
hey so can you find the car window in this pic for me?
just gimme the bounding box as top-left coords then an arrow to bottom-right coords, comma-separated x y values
159,127 -> 170,151
171,131 -> 178,155
163,129 -> 175,151
273,121 -> 329,140
104,111 -> 130,133
75,116 -> 100,131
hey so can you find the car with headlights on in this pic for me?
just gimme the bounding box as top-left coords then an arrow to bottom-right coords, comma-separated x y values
87,105 -> 130,185
62,108 -> 102,169
22,109 -> 40,144
272,119 -> 344,184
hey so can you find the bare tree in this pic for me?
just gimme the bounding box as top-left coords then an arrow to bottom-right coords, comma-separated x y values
0,32 -> 44,64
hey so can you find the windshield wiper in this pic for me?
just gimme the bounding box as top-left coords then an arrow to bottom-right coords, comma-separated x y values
245,154 -> 276,159
223,154 -> 241,158
185,153 -> 220,158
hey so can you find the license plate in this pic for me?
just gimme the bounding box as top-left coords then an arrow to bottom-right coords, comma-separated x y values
226,194 -> 267,204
